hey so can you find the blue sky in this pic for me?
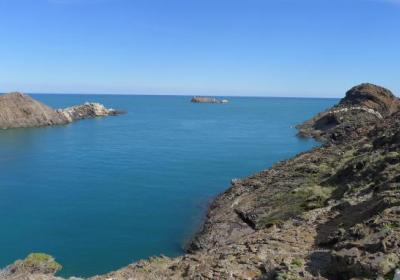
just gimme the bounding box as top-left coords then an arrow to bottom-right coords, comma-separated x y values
0,0 -> 399,97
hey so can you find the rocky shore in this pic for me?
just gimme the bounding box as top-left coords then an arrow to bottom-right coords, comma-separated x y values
0,92 -> 120,129
2,83 -> 400,279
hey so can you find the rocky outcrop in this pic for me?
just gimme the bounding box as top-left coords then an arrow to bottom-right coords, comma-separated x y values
0,92 -> 120,129
191,97 -> 229,104
0,92 -> 69,129
0,253 -> 63,280
297,83 -> 400,142
2,84 -> 400,279
57,102 -> 119,122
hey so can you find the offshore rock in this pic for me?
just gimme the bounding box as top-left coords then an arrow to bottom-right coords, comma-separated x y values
191,96 -> 229,104
57,102 -> 119,122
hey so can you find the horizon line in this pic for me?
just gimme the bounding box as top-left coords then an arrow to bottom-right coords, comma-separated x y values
25,92 -> 341,99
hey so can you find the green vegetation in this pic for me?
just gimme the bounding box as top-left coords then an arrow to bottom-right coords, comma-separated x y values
384,270 -> 395,280
275,258 -> 305,280
291,258 -> 305,269
259,216 -> 284,228
276,271 -> 303,280
296,184 -> 333,210
24,253 -> 62,272
26,253 -> 53,263
258,184 -> 333,228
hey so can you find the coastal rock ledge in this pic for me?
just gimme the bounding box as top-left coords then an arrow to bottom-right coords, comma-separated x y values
2,83 -> 400,280
0,92 -> 120,129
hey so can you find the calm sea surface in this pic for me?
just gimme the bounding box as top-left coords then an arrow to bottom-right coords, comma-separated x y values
0,95 -> 337,277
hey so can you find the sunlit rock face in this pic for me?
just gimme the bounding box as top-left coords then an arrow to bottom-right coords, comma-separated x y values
57,102 -> 119,122
0,92 -> 69,129
0,92 -> 120,129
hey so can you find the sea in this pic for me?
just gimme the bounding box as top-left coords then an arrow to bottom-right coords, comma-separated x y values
0,95 -> 337,277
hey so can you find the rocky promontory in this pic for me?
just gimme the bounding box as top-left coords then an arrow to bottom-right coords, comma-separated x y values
0,92 -> 120,129
296,83 -> 400,142
2,83 -> 400,279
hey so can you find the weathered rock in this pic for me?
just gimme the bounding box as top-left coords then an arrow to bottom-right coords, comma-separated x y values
57,102 -> 119,122
0,92 -> 120,129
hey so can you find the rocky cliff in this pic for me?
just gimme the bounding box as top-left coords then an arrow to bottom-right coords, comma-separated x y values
0,92 -> 119,129
2,83 -> 400,280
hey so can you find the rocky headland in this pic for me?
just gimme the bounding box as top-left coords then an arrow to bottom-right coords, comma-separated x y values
296,83 -> 400,142
2,83 -> 400,279
0,92 -> 120,129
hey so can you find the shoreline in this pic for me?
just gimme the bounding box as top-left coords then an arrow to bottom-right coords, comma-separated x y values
2,83 -> 400,279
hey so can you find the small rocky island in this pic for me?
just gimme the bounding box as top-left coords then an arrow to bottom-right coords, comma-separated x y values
0,92 -> 120,129
191,96 -> 229,104
2,83 -> 400,279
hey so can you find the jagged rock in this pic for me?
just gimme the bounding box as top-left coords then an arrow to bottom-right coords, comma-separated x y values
57,102 -> 119,122
0,92 -> 121,129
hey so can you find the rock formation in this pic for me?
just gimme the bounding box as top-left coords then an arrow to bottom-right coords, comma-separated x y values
0,92 -> 120,129
0,253 -> 63,280
57,102 -> 119,122
191,97 -> 229,104
0,92 -> 69,129
2,83 -> 400,279
296,83 -> 400,142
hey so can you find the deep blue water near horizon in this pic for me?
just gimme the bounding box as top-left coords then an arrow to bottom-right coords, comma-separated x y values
0,95 -> 337,277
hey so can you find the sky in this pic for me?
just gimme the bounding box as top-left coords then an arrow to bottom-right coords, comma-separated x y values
0,0 -> 399,97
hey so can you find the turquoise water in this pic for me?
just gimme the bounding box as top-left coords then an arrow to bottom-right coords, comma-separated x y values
0,95 -> 337,277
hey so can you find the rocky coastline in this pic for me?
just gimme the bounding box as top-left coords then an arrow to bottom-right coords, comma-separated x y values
2,83 -> 400,279
0,92 -> 120,129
